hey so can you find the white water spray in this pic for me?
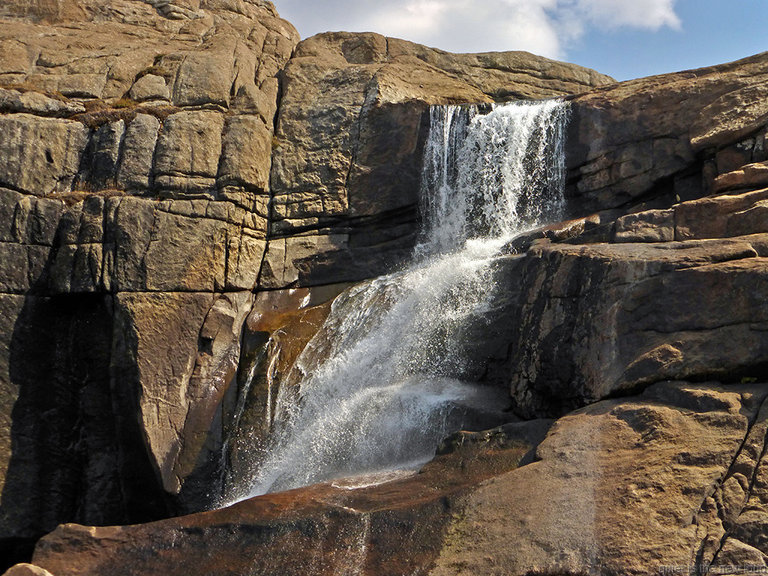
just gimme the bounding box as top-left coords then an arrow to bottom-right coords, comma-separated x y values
241,99 -> 569,497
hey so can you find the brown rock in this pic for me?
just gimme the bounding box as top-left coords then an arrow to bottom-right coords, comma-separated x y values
567,53 -> 768,214
491,235 -> 768,416
32,418 -> 552,576
128,74 -> 170,102
116,114 -> 161,192
0,88 -> 85,116
674,188 -> 768,240
613,208 -> 675,242
430,382 -> 768,576
29,383 -> 768,576
691,83 -> 768,150
271,31 -> 612,286
218,115 -> 272,193
713,161 -> 768,193
153,111 -> 225,197
2,564 -> 54,576
0,115 -> 88,196
0,0 -> 299,203
113,290 -> 254,500
111,197 -> 266,292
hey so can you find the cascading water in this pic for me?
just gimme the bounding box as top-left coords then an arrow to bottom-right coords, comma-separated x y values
239,99 -> 569,497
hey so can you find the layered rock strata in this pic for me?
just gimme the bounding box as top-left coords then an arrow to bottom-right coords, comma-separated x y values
0,0 -> 615,566
0,0 -> 300,559
3,1 -> 768,574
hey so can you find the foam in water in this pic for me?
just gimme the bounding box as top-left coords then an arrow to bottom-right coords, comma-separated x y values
237,99 -> 569,497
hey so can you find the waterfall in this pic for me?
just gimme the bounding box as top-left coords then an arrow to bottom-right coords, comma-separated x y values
239,99 -> 569,497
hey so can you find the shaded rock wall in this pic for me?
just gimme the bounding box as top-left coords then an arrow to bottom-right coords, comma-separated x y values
0,0 -> 300,556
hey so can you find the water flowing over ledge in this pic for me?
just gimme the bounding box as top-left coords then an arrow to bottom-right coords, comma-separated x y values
233,99 -> 570,499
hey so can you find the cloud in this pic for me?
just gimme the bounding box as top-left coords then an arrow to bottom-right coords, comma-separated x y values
574,0 -> 681,30
274,0 -> 680,60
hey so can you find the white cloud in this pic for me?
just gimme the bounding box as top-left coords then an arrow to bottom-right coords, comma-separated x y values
574,0 -> 681,30
274,0 -> 680,60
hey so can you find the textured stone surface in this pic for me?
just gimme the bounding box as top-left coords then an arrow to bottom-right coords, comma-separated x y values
0,115 -> 88,195
4,2 -> 768,575
431,383 -> 768,576
0,0 -> 299,202
567,53 -> 768,214
32,418 -> 552,576
494,198 -> 768,415
0,0 -> 299,557
267,32 -> 614,287
29,383 -> 768,576
114,291 -> 254,501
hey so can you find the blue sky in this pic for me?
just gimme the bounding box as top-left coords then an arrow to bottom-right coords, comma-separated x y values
273,0 -> 768,81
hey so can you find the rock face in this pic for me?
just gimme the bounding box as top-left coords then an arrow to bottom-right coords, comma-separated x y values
566,53 -> 768,214
4,1 -> 768,575
29,382 -> 768,576
267,32 -> 613,287
0,0 -> 300,562
0,0 -> 615,568
464,186 -> 768,418
31,418 -> 554,576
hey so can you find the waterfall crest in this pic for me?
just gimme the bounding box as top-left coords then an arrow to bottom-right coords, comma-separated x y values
239,99 -> 570,497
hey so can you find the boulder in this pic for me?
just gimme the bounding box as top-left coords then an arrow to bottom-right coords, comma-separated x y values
497,237 -> 768,416
29,382 -> 768,576
2,564 -> 54,576
713,160 -> 768,193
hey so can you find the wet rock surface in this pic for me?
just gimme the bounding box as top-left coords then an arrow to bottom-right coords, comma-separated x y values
31,418 -> 552,576
0,0 -> 614,568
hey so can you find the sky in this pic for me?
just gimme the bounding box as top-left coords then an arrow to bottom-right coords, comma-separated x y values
272,0 -> 768,81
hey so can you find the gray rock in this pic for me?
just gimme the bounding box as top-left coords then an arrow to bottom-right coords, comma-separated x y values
76,120 -> 125,191
116,114 -> 161,192
218,115 -> 272,194
128,73 -> 170,102
0,115 -> 88,195
154,111 -> 225,197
